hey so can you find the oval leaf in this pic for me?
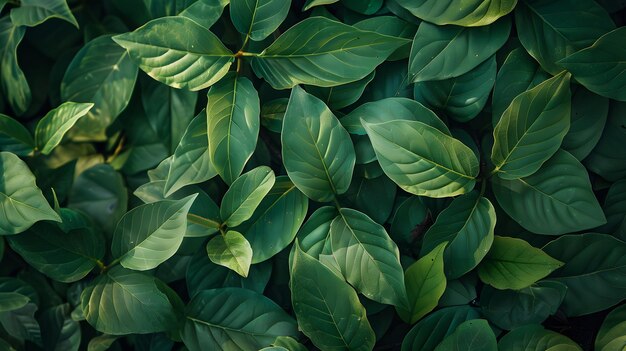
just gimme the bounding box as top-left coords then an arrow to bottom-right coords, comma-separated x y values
230,0 -> 291,41
220,166 -> 275,227
206,230 -> 253,277
0,113 -> 34,156
434,319 -> 497,351
35,102 -> 94,155
498,325 -> 582,351
395,0 -> 516,26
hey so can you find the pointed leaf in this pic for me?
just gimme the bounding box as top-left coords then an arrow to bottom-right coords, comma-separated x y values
206,230 -> 253,277
395,0 -> 516,26
498,325 -> 582,351
434,319 -> 497,351
220,166 -> 275,227
0,292 -> 29,313
306,71 -> 375,110
585,100 -> 626,181
562,86 -> 609,160
10,0 -> 77,28
35,102 -> 94,155
295,206 -> 336,259
401,306 -> 481,351
596,304 -> 626,351
0,17 -> 30,115
0,113 -> 34,156
230,0 -> 291,41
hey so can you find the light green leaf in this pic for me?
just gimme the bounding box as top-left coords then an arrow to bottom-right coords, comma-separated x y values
0,17 -> 30,116
144,0 -> 229,29
585,100 -> 626,181
401,306 -> 481,351
421,191 -> 495,279
0,152 -> 61,235
0,113 -> 35,156
559,27 -> 626,102
543,233 -> 626,316
478,236 -> 563,290
281,86 -> 355,202
515,0 -> 615,74
302,0 -> 337,11
230,0 -> 290,41
497,325 -> 582,351
272,336 -> 307,351
491,72 -> 571,179
164,111 -> 217,196
61,35 -> 138,141
562,86 -> 609,160
112,16 -> 233,91
252,17 -> 404,89
434,319 -> 497,351
81,266 -> 179,335
10,0 -> 77,28
408,18 -> 510,82
290,243 -> 375,351
414,55 -> 496,122
397,242 -> 447,324
363,119 -> 479,198
492,149 -> 606,235
295,206 -> 336,259
206,72 -> 260,184
395,0 -> 516,26
596,304 -> 626,351
330,208 -> 408,308
111,194 -> 197,271
206,230 -> 252,277
182,287 -> 298,351
35,102 -> 94,155
220,166 -> 275,227
0,292 -> 29,313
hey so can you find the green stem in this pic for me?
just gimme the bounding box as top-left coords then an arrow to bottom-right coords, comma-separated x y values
239,34 -> 250,53
332,196 -> 342,211
479,178 -> 487,197
187,213 -> 221,229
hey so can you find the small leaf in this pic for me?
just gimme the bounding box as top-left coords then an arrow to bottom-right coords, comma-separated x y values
0,292 -> 29,313
220,166 -> 275,227
401,306 -> 481,351
10,0 -> 78,28
206,230 -> 253,277
295,206 -> 337,259
434,319 -> 497,351
0,113 -> 34,156
0,17 -> 31,115
596,304 -> 626,351
302,0 -> 337,11
35,102 -> 94,155
395,0 -> 516,26
230,0 -> 291,41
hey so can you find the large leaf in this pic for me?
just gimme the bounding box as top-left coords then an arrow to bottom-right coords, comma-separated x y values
420,191 -> 496,279
220,166 -> 275,227
408,18 -> 510,82
353,16 -> 416,61
10,0 -> 78,28
543,233 -> 626,316
306,71 -> 376,110
363,119 -> 479,198
182,288 -> 298,351
585,100 -> 626,181
111,195 -> 197,271
281,86 -> 355,202
497,325 -> 582,351
112,16 -> 234,91
251,17 -> 404,89
290,243 -> 375,351
559,27 -> 626,102
596,304 -> 626,351
401,306 -> 481,351
206,73 -> 260,184
206,230 -> 253,277
230,0 -> 290,41
397,242 -> 447,324
0,152 -> 60,235
394,0 -> 516,26
492,149 -> 606,235
515,0 -> 615,74
61,35 -> 138,141
81,266 -> 179,335
143,0 -> 229,29
0,113 -> 35,156
0,17 -> 30,115
35,102 -> 94,155
491,72 -> 571,179
562,86 -> 609,160
434,319 -> 497,351
478,236 -> 563,290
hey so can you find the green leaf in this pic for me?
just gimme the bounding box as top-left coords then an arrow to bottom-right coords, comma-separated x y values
206,72 -> 260,184
330,208 -> 408,308
236,176 -> 308,263
252,17 -> 404,89
61,35 -> 138,141
164,111 -> 217,196
364,119 -> 478,198
295,206 -> 336,259
515,0 -> 615,74
497,325 -> 582,351
342,0 -> 383,14
220,166 -> 275,227
559,27 -> 626,102
414,55 -> 496,122
408,18 -> 510,82
40,304 -> 80,351
87,334 -> 118,351
260,98 -> 287,133
397,242 -> 447,324
599,179 -> 626,239
0,278 -> 41,345
481,281 -> 567,330
81,266 -> 179,335
35,102 -> 94,155
585,101 -> 626,181
492,149 -> 606,235
8,222 -> 104,282
306,71 -> 375,110
478,236 -> 563,290
0,17 -> 31,115
302,0 -> 337,11
353,16 -> 416,61
111,194 -> 197,271
290,243 -> 376,351
206,230 -> 253,277
543,233 -> 626,316
491,72 -> 571,179
390,196 -> 428,246
395,0 -> 516,26
0,113 -> 35,156
0,292 -> 29,313
144,0 -> 229,29
230,0 -> 290,41
434,319 -> 497,351
562,86 -> 609,160
112,16 -> 234,91
401,306 -> 481,351
596,304 -> 626,351
281,86 -> 355,202
0,152 -> 61,235
421,192 -> 496,279
10,0 -> 78,28
182,287 -> 298,351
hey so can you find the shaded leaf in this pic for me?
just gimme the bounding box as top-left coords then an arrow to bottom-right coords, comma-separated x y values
10,0 -> 77,28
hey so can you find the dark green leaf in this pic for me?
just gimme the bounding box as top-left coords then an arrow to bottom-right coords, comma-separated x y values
40,304 -> 80,351
596,304 -> 626,351
401,306 -> 481,351
0,17 -> 30,115
10,0 -> 77,28
497,325 -> 582,351
434,319 -> 497,351
306,71 -> 375,110
395,0 -> 516,26
0,113 -> 35,156
230,0 -> 290,41
562,86 -> 609,160
585,101 -> 626,181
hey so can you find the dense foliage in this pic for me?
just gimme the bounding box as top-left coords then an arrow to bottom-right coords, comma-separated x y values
1,0 -> 626,350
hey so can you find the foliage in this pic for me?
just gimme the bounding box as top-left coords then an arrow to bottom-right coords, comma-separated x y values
0,0 -> 625,350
